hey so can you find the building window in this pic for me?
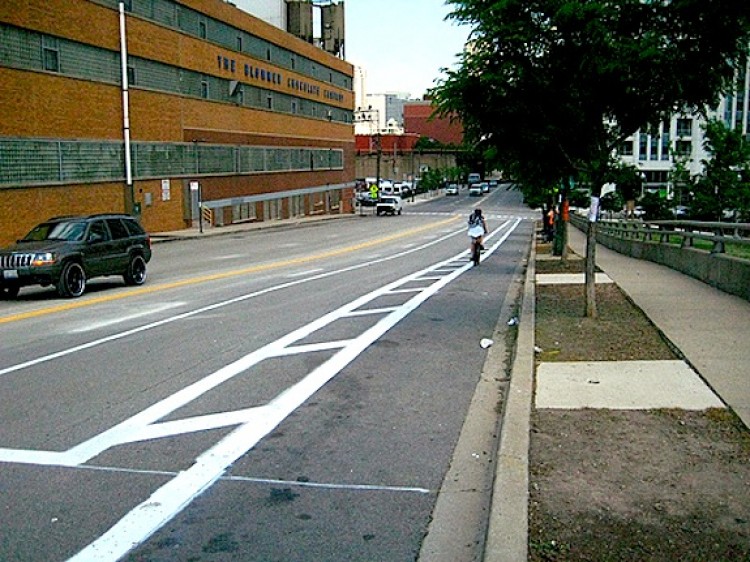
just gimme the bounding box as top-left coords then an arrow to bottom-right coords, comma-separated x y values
266,94 -> 273,110
236,36 -> 242,51
199,20 -> 207,39
291,100 -> 298,114
619,140 -> 634,156
676,118 -> 692,137
638,133 -> 648,161
127,65 -> 136,86
42,37 -> 60,72
291,56 -> 296,70
43,48 -> 59,72
266,47 -> 272,61
675,140 -> 692,157
201,78 -> 209,99
661,128 -> 670,161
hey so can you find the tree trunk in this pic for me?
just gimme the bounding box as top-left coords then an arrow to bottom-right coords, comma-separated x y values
561,195 -> 570,260
585,218 -> 597,318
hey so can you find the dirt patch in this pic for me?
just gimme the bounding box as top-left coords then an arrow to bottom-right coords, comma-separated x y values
529,251 -> 750,561
536,284 -> 677,362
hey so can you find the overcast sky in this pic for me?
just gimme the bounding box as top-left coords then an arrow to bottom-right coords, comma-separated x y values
344,0 -> 470,98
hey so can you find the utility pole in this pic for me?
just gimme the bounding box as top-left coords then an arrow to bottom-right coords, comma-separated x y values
353,106 -> 381,215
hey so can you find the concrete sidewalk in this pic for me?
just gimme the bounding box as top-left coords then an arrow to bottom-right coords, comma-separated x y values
566,226 -> 750,429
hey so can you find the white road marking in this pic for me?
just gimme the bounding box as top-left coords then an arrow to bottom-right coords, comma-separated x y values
68,303 -> 185,333
224,476 -> 432,495
209,254 -> 246,261
77,464 -> 432,494
285,268 -> 325,278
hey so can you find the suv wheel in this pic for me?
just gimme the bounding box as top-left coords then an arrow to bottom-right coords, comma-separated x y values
124,254 -> 147,286
0,285 -> 20,299
57,262 -> 86,298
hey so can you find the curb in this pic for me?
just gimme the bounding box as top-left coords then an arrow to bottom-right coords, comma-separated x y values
483,236 -> 535,562
149,214 -> 355,244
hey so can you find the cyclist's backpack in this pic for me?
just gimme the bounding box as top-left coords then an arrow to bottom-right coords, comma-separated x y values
468,213 -> 481,227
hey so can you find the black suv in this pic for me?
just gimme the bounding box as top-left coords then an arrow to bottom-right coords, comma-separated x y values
0,214 -> 152,299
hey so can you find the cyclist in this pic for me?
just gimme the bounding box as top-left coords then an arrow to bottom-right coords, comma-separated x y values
468,208 -> 488,263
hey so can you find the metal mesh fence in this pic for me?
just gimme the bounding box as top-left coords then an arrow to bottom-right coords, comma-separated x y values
0,138 -> 343,187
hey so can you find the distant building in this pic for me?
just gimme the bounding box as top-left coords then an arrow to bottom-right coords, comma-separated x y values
355,134 -> 420,155
403,101 -> 464,146
616,63 -> 750,202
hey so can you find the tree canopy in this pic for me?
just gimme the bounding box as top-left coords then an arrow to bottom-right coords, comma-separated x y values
432,0 -> 750,194
690,119 -> 750,221
430,0 -> 750,316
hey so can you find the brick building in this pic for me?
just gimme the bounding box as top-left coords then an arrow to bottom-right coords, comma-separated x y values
403,100 -> 464,146
0,0 -> 355,245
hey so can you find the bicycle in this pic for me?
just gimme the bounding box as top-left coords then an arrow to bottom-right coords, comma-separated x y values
470,235 -> 482,266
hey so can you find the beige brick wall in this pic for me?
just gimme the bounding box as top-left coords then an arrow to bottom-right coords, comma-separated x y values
0,184 -> 124,246
0,69 -> 123,139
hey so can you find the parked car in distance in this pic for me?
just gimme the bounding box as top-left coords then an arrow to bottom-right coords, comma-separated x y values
0,214 -> 152,299
394,182 -> 412,197
445,184 -> 460,196
355,190 -> 377,206
469,184 -> 483,196
671,205 -> 690,218
376,196 -> 403,216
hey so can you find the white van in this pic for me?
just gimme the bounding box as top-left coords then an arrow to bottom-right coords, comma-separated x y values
468,172 -> 481,185
379,180 -> 396,196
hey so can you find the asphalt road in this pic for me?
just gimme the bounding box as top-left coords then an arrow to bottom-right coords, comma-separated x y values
0,185 -> 534,561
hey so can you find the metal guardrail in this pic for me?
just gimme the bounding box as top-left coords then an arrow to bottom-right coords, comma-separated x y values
570,214 -> 750,255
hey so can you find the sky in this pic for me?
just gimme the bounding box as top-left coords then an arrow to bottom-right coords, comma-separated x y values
344,0 -> 471,98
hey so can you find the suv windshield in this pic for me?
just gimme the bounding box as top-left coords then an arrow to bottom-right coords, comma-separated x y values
23,221 -> 87,242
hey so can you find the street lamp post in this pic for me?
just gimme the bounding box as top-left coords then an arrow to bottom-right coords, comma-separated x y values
353,107 -> 381,215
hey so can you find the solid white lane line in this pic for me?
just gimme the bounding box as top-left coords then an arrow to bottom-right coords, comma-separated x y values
224,476 -> 432,495
68,303 -> 185,333
285,268 -> 325,278
77,464 -> 432,494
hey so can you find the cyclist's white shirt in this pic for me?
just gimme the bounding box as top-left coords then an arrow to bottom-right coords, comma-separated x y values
468,224 -> 484,237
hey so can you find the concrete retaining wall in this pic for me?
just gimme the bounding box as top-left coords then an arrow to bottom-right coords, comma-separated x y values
596,230 -> 750,302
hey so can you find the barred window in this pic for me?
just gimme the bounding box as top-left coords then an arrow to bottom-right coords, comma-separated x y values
42,36 -> 59,72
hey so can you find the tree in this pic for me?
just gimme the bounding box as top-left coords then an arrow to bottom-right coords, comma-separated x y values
431,0 -> 750,317
608,163 -> 642,218
690,119 -> 750,221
